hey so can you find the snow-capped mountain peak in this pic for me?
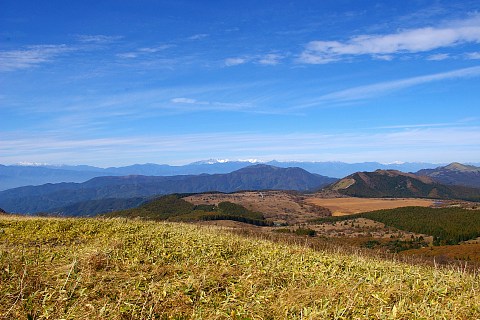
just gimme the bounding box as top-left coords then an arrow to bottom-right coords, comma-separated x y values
190,159 -> 264,165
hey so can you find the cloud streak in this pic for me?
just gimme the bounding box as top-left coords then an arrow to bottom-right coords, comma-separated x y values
466,52 -> 480,59
76,34 -> 123,44
225,53 -> 285,67
0,34 -> 123,72
224,57 -> 248,66
171,97 -> 198,104
296,66 -> 480,108
188,33 -> 209,40
169,97 -> 258,113
0,45 -> 73,72
258,53 -> 284,65
299,14 -> 480,63
117,45 -> 173,59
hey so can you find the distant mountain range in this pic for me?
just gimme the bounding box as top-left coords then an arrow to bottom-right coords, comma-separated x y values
0,160 -> 456,190
330,169 -> 480,201
3,162 -> 480,216
416,162 -> 480,188
0,165 -> 336,214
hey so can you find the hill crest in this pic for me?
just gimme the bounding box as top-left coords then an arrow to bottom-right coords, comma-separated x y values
416,162 -> 480,188
329,169 -> 480,201
443,162 -> 480,172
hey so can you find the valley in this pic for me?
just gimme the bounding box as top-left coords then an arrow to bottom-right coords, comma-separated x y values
97,185 -> 480,266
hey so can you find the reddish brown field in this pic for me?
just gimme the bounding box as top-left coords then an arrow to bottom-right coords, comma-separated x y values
306,197 -> 434,216
401,243 -> 480,264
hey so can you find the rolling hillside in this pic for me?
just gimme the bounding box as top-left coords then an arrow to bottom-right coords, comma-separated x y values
0,165 -> 336,214
104,194 -> 271,226
49,197 -> 147,217
329,169 -> 480,201
416,162 -> 480,188
314,206 -> 480,246
1,216 -> 479,319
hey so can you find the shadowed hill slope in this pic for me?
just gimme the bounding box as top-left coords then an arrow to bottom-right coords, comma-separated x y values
416,162 -> 480,188
329,169 -> 480,201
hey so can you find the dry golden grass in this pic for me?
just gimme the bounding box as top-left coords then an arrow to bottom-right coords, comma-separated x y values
1,216 -> 480,319
185,191 -> 329,224
306,197 -> 434,216
402,243 -> 480,263
309,217 -> 433,242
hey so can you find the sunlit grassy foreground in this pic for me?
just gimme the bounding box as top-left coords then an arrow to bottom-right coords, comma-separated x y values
1,216 -> 479,319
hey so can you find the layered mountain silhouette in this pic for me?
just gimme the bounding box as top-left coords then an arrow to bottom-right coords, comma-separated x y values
416,162 -> 480,188
329,169 -> 480,201
0,160 -> 447,190
0,165 -> 336,214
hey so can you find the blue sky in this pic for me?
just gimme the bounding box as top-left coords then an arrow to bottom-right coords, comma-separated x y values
1,0 -> 480,166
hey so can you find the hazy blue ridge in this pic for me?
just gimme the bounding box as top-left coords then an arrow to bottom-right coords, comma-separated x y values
0,165 -> 336,214
0,161 -> 442,191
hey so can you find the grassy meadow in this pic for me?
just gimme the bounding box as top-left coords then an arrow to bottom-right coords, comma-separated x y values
1,215 -> 480,319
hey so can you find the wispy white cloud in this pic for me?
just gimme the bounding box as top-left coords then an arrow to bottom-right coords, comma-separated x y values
427,53 -> 450,61
466,51 -> 480,59
138,45 -> 173,53
296,53 -> 339,64
0,44 -> 73,72
7,83 -> 275,133
116,52 -> 138,59
376,122 -> 460,129
0,34 -> 127,72
372,54 -> 394,61
296,66 -> 480,108
224,57 -> 248,66
169,97 -> 257,113
117,44 -> 173,59
76,34 -> 123,44
299,14 -> 480,63
225,53 -> 285,67
171,97 -> 198,104
258,53 -> 284,65
188,33 -> 209,40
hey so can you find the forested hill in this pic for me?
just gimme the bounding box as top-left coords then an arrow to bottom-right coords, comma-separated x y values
0,165 -> 336,214
104,194 -> 272,226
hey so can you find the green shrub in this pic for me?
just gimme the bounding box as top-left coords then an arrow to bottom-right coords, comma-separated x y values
295,228 -> 316,237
